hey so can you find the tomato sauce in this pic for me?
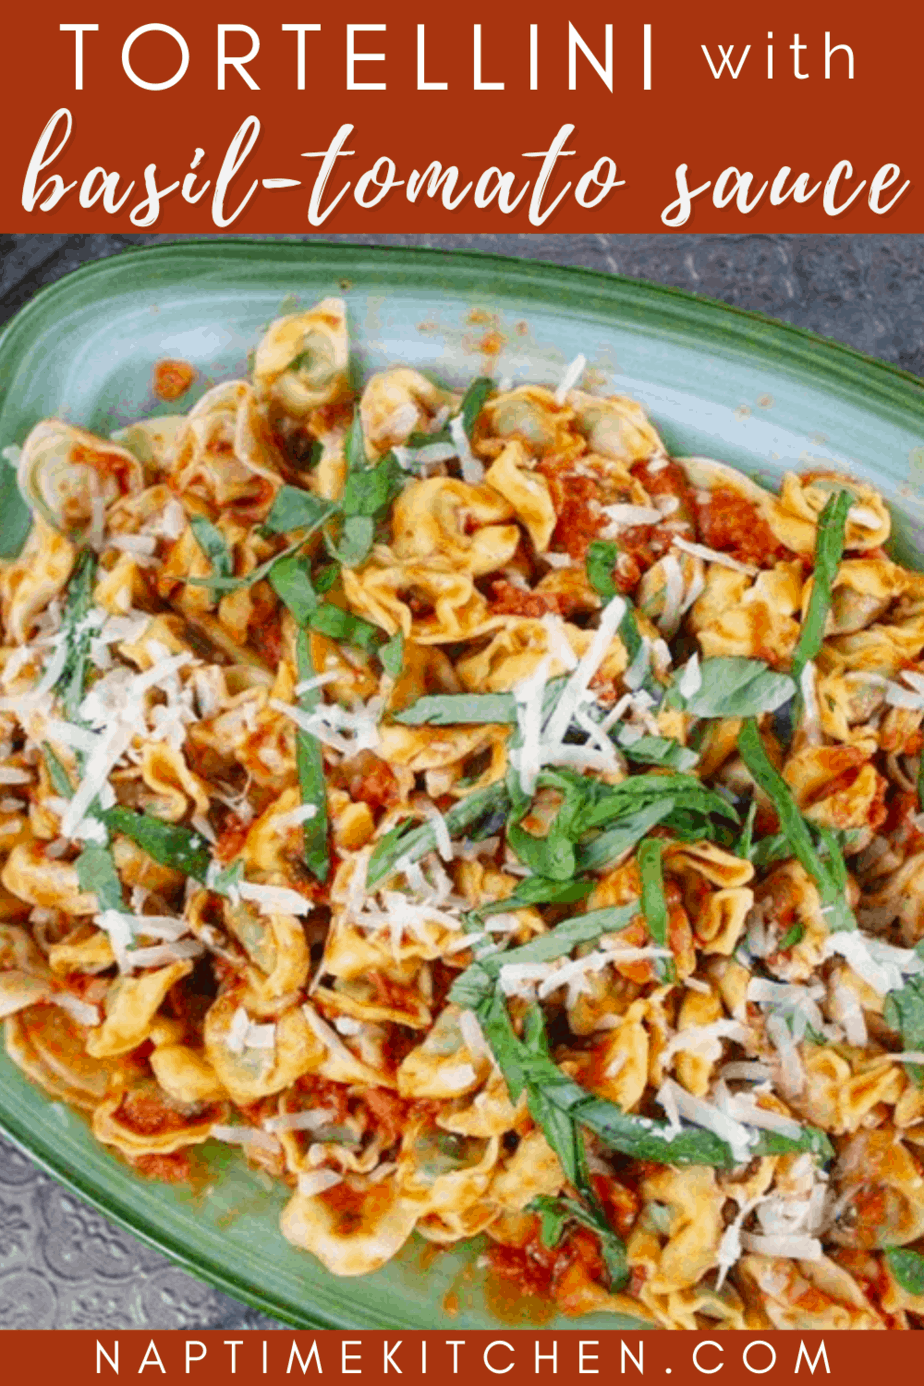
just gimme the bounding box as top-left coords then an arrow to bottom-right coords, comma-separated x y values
696,487 -> 788,567
538,462 -> 604,561
152,359 -> 197,402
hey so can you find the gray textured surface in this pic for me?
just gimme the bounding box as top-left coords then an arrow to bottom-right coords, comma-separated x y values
0,231 -> 921,1330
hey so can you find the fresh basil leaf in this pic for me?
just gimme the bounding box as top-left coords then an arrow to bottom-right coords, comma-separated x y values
326,514 -> 375,568
308,603 -> 381,654
314,563 -> 340,595
575,801 -> 678,873
101,808 -> 212,881
507,821 -> 576,881
518,1006 -> 591,1191
0,451 -> 32,558
265,486 -> 339,535
394,692 -> 517,726
482,1000 -> 734,1167
380,630 -> 405,679
459,377 -> 496,439
535,1197 -> 570,1250
41,743 -> 75,798
751,1125 -> 835,1161
473,876 -> 595,920
54,550 -> 97,721
791,489 -> 852,684
450,903 -> 640,1010
531,1195 -> 628,1292
293,627 -> 330,882
74,841 -> 123,912
637,838 -> 668,947
672,656 -> 795,720
586,540 -> 619,601
344,412 -> 366,471
747,830 -> 791,866
268,552 -> 319,626
735,800 -> 758,860
778,922 -> 805,950
188,538 -> 304,593
619,733 -> 699,772
737,719 -> 856,931
341,452 -> 404,520
367,781 -> 510,887
540,769 -> 737,835
208,860 -> 245,897
883,947 -> 924,1086
189,515 -> 233,580
886,1247 -> 924,1296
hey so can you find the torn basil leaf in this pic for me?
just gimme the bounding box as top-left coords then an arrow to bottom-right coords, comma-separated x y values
268,552 -> 318,627
54,550 -> 97,721
586,540 -> 619,601
575,801 -> 677,873
367,782 -> 510,886
394,692 -> 517,726
619,733 -> 698,772
327,514 -> 375,568
75,841 -> 123,912
671,656 -> 794,720
471,875 -> 595,921
449,902 -> 640,1010
532,1195 -> 628,1291
307,603 -> 381,654
637,837 -> 668,947
0,450 -> 32,559
101,808 -> 212,882
459,377 -> 496,439
264,487 -> 339,536
885,1247 -> 924,1296
791,489 -> 852,685
737,719 -> 856,931
293,627 -> 330,883
189,515 -> 233,580
379,630 -> 405,679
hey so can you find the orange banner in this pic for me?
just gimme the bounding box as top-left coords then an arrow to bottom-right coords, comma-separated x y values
2,0 -> 922,232
0,1330 -> 871,1382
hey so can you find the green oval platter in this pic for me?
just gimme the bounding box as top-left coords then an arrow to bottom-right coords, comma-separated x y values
0,238 -> 922,1330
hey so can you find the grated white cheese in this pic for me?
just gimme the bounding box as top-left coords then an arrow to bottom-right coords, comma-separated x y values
297,1168 -> 343,1198
0,768 -> 32,785
450,415 -> 484,484
822,931 -> 924,996
125,939 -> 205,969
847,504 -> 881,530
238,880 -> 312,917
264,1109 -> 336,1134
656,1078 -> 756,1163
210,1124 -> 281,1154
831,982 -> 868,1047
662,1019 -> 748,1064
554,353 -> 586,405
671,536 -> 758,575
739,1231 -> 822,1260
678,652 -> 702,700
419,800 -> 453,862
658,554 -> 684,637
459,1008 -> 489,1061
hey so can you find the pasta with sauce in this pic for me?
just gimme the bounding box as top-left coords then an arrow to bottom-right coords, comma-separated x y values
1,296 -> 924,1329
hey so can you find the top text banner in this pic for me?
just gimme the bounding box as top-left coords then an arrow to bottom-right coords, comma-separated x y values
4,0 -> 921,233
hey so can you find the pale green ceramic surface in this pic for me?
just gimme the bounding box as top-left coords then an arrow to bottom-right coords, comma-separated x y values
0,240 -> 923,1330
